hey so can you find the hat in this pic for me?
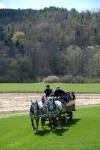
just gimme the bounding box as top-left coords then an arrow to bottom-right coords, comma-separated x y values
46,85 -> 50,88
56,86 -> 60,89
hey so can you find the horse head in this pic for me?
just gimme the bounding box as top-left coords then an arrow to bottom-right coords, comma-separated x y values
31,100 -> 39,115
47,97 -> 56,111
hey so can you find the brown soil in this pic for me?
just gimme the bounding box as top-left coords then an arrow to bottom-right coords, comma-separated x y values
0,93 -> 100,116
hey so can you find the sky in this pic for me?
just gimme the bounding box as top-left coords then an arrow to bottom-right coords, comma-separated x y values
0,0 -> 100,11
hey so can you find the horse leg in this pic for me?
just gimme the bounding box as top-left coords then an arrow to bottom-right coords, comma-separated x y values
48,117 -> 52,129
36,117 -> 39,132
58,112 -> 62,128
31,117 -> 35,130
50,116 -> 56,130
52,117 -> 56,129
48,116 -> 54,130
41,117 -> 45,128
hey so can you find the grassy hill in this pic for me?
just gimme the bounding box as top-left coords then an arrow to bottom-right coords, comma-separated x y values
0,106 -> 100,150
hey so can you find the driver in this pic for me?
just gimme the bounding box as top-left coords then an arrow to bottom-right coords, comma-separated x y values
44,85 -> 52,97
54,86 -> 65,97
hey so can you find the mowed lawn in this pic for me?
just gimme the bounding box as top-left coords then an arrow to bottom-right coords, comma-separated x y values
0,106 -> 100,150
0,83 -> 100,92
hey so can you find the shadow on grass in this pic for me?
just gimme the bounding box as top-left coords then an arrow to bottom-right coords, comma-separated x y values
35,128 -> 51,136
35,128 -> 68,136
52,128 -> 68,136
66,118 -> 81,127
35,118 -> 80,136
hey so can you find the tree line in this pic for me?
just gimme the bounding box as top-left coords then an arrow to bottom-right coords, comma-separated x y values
0,7 -> 100,82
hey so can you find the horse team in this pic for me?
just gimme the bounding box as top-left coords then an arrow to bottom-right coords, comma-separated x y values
29,85 -> 76,133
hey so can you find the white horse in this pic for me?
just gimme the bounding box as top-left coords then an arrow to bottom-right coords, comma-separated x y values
29,100 -> 45,132
46,97 -> 63,129
29,100 -> 40,132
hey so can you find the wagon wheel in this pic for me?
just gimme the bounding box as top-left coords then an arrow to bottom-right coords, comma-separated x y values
61,115 -> 67,125
67,111 -> 73,121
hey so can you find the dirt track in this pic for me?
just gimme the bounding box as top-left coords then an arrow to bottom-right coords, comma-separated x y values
0,93 -> 100,116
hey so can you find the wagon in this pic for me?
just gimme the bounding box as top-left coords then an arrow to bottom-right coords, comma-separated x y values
30,93 -> 76,131
60,98 -> 76,122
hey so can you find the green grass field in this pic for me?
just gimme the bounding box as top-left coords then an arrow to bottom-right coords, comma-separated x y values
0,106 -> 100,150
0,83 -> 100,92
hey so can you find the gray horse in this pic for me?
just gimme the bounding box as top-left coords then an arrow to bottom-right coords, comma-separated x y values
29,100 -> 44,132
45,96 -> 63,129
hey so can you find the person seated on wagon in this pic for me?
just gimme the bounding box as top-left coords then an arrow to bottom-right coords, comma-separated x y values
61,92 -> 70,103
65,92 -> 71,101
42,85 -> 52,103
54,86 -> 65,98
44,84 -> 52,97
71,92 -> 75,100
63,92 -> 75,102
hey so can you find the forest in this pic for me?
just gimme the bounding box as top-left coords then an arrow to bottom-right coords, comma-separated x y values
0,7 -> 100,82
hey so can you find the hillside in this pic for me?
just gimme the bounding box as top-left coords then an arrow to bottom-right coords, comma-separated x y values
0,7 -> 100,82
